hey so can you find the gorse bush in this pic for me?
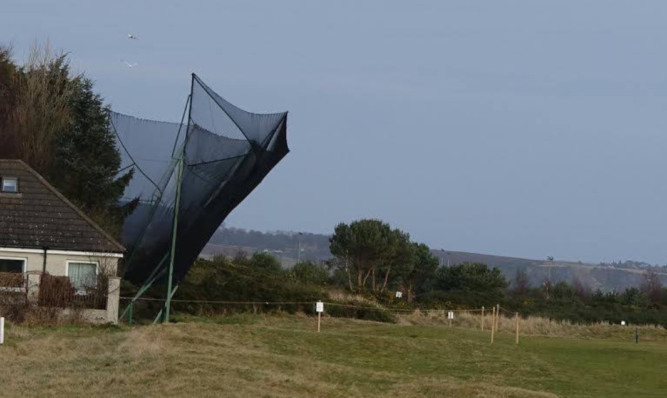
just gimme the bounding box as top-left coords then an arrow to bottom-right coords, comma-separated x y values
416,290 -> 504,310
325,304 -> 396,323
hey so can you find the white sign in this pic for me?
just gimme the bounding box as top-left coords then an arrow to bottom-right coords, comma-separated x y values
395,291 -> 403,298
316,301 -> 324,313
447,311 -> 454,320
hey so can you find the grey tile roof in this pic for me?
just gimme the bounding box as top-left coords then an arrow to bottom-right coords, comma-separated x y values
0,159 -> 124,253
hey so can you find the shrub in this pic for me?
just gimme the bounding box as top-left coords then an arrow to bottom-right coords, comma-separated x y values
326,304 -> 396,323
291,261 -> 329,285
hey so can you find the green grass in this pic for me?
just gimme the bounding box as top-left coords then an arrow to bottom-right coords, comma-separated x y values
1,314 -> 666,397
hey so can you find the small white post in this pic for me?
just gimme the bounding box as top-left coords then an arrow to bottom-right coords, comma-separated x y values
315,301 -> 324,333
0,317 -> 4,345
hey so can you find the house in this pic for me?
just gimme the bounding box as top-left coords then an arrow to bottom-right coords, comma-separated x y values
0,159 -> 123,323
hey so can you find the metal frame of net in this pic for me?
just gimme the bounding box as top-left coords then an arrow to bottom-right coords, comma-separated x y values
109,74 -> 289,321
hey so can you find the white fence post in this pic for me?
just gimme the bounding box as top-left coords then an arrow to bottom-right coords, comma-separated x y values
0,317 -> 4,345
316,301 -> 324,332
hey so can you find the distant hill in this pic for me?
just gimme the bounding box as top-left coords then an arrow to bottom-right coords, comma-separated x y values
204,227 -> 331,267
204,227 -> 667,291
431,250 -> 667,292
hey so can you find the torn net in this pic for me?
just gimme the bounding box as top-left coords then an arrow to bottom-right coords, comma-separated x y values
109,74 -> 289,284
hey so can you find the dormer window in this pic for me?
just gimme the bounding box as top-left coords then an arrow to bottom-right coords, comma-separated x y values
1,177 -> 18,193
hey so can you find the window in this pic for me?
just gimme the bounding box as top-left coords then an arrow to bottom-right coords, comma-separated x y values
0,257 -> 26,290
0,258 -> 24,273
67,262 -> 98,291
1,177 -> 18,193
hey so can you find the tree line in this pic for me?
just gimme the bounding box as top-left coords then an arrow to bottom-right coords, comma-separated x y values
124,219 -> 667,326
324,218 -> 667,325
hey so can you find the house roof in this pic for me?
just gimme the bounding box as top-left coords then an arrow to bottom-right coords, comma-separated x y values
0,159 -> 124,253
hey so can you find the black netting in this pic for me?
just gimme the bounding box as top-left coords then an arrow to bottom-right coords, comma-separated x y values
109,74 -> 289,285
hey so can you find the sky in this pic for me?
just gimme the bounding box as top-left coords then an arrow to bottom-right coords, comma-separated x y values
3,1 -> 667,264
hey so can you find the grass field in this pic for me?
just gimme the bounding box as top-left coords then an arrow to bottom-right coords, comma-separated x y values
1,314 -> 666,397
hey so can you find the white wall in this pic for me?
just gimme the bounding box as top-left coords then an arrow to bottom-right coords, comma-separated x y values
0,249 -> 119,276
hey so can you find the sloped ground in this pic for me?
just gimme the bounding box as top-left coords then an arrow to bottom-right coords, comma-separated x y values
1,314 -> 666,397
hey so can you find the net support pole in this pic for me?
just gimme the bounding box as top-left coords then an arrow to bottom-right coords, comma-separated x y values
119,253 -> 168,322
162,75 -> 195,323
155,285 -> 180,324
164,155 -> 184,323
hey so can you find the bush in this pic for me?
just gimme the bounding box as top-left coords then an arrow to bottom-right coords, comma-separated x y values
172,258 -> 325,316
291,261 -> 329,285
0,291 -> 29,323
326,304 -> 395,323
417,289 -> 504,309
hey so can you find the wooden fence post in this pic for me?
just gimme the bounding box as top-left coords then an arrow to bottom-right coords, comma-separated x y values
515,312 -> 519,345
495,304 -> 500,333
490,306 -> 496,344
481,306 -> 485,331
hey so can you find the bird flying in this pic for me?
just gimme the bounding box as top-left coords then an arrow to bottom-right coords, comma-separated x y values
122,60 -> 138,68
128,34 -> 138,40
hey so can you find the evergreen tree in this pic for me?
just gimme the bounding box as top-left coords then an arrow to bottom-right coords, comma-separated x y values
0,46 -> 17,152
330,219 -> 408,292
50,76 -> 133,236
402,242 -> 438,302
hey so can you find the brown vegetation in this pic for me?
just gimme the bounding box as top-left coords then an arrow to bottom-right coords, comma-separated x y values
0,271 -> 109,325
398,310 -> 667,341
0,42 -> 73,168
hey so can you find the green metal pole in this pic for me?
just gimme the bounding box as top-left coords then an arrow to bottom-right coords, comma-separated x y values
163,74 -> 194,324
164,156 -> 184,323
118,254 -> 168,321
154,285 -> 179,324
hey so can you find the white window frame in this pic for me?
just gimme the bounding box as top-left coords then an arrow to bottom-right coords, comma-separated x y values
65,260 -> 99,294
0,256 -> 27,292
1,177 -> 18,193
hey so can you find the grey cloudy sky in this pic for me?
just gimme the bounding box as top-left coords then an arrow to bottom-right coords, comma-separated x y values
3,1 -> 667,264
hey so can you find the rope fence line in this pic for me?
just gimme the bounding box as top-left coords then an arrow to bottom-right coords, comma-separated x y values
120,297 -> 521,344
120,297 -> 313,305
118,298 -> 663,345
498,306 -> 517,316
119,296 -> 488,314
